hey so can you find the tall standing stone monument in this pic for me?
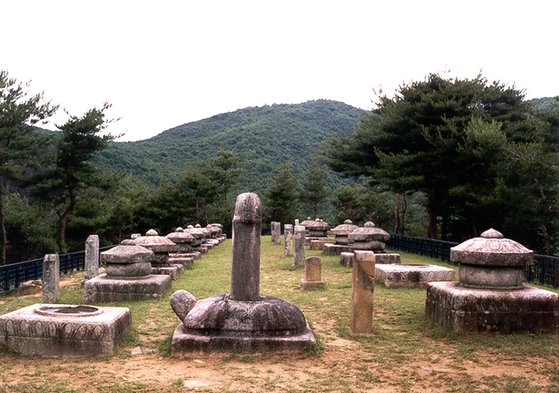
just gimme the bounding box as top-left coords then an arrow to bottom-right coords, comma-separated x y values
84,234 -> 100,281
283,224 -> 293,257
42,254 -> 60,303
170,192 -> 315,352
271,221 -> 281,244
293,225 -> 306,267
350,251 -> 376,335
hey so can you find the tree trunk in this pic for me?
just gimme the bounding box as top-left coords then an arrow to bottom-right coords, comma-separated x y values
427,188 -> 438,239
401,193 -> 408,234
393,193 -> 402,234
0,188 -> 7,265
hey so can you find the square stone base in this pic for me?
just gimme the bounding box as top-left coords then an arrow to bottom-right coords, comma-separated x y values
426,282 -> 559,333
0,304 -> 131,357
83,274 -> 172,303
300,279 -> 325,290
151,264 -> 183,280
171,323 -> 316,353
376,264 -> 455,288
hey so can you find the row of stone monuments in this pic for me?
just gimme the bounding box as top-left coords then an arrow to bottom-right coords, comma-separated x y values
0,223 -> 226,357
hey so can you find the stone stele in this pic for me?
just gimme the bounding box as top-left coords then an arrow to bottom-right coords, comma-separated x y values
170,192 -> 315,352
426,228 -> 559,333
0,304 -> 130,357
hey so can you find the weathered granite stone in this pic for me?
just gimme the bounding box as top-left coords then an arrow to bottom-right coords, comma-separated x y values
427,228 -> 559,333
134,229 -> 176,264
84,235 -> 100,281
323,243 -> 353,255
300,257 -> 325,290
83,274 -> 172,303
309,238 -> 332,250
293,225 -> 306,267
105,262 -> 152,277
340,252 -> 354,267
426,282 -> 559,333
350,251 -> 375,335
101,243 -> 154,265
0,304 -> 130,357
348,222 -> 389,251
166,227 -> 195,253
271,221 -> 281,244
171,192 -> 315,353
375,264 -> 455,288
42,254 -> 59,303
168,255 -> 194,268
170,290 -> 197,322
331,220 -> 359,245
283,224 -> 293,257
374,253 -> 401,264
304,219 -> 329,237
231,193 -> 261,301
151,264 -> 184,280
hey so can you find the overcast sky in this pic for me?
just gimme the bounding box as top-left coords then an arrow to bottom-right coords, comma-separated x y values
3,1 -> 558,141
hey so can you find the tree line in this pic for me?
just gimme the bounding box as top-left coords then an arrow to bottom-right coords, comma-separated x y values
1,70 -> 557,264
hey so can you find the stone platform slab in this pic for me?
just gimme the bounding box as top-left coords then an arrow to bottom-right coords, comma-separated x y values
0,304 -> 131,357
426,282 -> 559,333
323,243 -> 353,256
83,274 -> 172,303
151,264 -> 183,279
375,264 -> 455,288
171,322 -> 315,353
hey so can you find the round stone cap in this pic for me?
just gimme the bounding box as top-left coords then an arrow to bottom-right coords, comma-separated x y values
304,218 -> 329,230
166,228 -> 195,244
133,229 -> 176,253
348,221 -> 389,242
101,243 -> 155,264
331,219 -> 359,235
450,228 -> 533,267
184,226 -> 208,239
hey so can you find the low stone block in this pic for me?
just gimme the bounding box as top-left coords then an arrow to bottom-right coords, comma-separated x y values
375,264 -> 455,288
83,274 -> 172,303
373,253 -> 401,264
426,282 -> 559,333
340,252 -> 354,267
0,304 -> 131,357
308,238 -> 332,250
151,264 -> 183,279
323,243 -> 354,256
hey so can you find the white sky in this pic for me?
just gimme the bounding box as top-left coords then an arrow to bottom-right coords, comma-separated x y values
3,0 -> 558,141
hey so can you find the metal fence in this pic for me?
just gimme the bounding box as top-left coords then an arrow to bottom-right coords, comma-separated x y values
0,246 -> 114,295
386,234 -> 559,288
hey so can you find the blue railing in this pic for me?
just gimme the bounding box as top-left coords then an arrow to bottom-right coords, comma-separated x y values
386,234 -> 559,288
0,246 -> 114,295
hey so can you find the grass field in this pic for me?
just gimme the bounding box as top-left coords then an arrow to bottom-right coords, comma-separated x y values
0,237 -> 557,392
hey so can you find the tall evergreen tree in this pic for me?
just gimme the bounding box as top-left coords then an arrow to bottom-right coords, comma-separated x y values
263,163 -> 300,224
32,103 -> 116,253
300,159 -> 328,218
0,70 -> 57,264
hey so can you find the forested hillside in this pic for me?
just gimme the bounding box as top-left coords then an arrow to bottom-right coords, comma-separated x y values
94,100 -> 365,193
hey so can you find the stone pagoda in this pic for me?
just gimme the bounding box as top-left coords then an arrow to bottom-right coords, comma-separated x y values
134,229 -> 182,279
323,219 -> 359,255
170,193 -> 315,352
166,227 -> 197,268
83,240 -> 172,302
426,228 -> 559,333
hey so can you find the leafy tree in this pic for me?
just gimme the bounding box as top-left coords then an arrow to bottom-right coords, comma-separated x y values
32,103 -> 117,253
300,159 -> 329,218
263,163 -> 300,224
0,70 -> 57,264
324,73 -> 557,250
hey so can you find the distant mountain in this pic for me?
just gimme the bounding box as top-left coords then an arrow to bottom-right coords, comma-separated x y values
526,96 -> 559,113
93,100 -> 366,193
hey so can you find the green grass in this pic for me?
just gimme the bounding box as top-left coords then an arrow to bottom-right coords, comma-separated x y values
0,236 -> 557,392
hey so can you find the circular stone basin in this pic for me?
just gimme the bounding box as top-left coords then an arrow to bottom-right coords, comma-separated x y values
35,305 -> 103,317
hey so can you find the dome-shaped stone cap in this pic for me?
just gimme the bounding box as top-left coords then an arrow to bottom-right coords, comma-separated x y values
209,223 -> 223,230
331,219 -> 359,235
133,229 -> 176,253
101,243 -> 155,264
184,226 -> 208,239
183,295 -> 309,336
206,225 -> 221,236
348,221 -> 389,242
304,218 -> 329,229
450,228 -> 533,267
166,228 -> 195,244
299,218 -> 315,227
